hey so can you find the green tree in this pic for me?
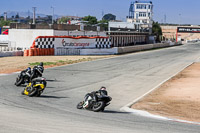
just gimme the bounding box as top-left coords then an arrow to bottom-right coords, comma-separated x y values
82,15 -> 97,25
57,17 -> 70,24
15,13 -> 19,18
152,21 -> 162,42
102,13 -> 116,21
0,18 -> 12,27
98,19 -> 109,31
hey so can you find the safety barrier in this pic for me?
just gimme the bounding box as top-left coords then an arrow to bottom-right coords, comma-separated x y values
117,42 -> 182,54
24,48 -> 54,56
24,35 -> 112,56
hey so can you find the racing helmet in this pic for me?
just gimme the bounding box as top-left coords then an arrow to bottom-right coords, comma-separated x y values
100,86 -> 106,90
27,67 -> 31,71
39,62 -> 43,67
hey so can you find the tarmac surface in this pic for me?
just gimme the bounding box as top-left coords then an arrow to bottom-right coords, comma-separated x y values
1,43 -> 200,133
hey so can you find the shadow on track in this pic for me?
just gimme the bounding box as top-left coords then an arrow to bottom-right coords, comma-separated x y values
46,79 -> 56,82
39,95 -> 69,99
15,84 -> 26,87
46,86 -> 55,88
103,110 -> 131,114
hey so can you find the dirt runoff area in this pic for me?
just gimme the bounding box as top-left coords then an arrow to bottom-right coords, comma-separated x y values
0,55 -> 114,74
132,62 -> 200,122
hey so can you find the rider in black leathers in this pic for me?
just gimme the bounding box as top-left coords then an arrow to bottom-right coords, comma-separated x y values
85,86 -> 108,102
30,62 -> 44,80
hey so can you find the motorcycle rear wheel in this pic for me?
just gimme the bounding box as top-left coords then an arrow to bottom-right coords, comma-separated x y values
15,77 -> 24,86
35,90 -> 43,97
92,101 -> 105,112
40,80 -> 47,88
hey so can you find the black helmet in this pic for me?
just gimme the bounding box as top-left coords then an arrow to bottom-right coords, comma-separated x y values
39,62 -> 43,67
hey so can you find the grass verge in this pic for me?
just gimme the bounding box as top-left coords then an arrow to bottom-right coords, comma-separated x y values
28,57 -> 95,67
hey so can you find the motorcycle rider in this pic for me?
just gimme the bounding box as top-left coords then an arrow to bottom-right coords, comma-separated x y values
85,86 -> 108,103
24,67 -> 31,76
30,62 -> 44,80
78,86 -> 111,111
21,62 -> 44,95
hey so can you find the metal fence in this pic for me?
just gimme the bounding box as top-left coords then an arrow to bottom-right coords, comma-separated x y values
0,46 -> 17,52
55,48 -> 81,55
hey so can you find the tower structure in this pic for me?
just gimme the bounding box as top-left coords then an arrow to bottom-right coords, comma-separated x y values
127,0 -> 153,24
4,12 -> 7,21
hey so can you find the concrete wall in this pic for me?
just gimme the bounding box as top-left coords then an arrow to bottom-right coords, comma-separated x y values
9,29 -> 54,49
0,35 -> 9,46
55,48 -> 117,55
117,43 -> 179,54
80,48 -> 118,55
54,43 -> 181,56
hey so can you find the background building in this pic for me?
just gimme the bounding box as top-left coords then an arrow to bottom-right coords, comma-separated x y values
109,0 -> 153,34
127,0 -> 153,24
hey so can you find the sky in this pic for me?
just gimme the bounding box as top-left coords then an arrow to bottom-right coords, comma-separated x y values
1,0 -> 200,25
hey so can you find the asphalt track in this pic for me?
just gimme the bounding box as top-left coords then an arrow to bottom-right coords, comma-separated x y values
1,43 -> 200,133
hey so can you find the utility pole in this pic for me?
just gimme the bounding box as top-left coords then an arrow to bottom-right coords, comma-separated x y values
32,7 -> 36,24
51,6 -> 54,24
102,10 -> 104,19
4,12 -> 7,21
164,14 -> 166,24
179,14 -> 181,25
28,10 -> 30,19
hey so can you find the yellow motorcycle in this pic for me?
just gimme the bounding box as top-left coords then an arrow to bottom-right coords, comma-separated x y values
22,77 -> 47,97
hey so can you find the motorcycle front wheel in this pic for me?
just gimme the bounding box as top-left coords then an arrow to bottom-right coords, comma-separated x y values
77,102 -> 84,109
27,87 -> 38,97
92,101 -> 105,112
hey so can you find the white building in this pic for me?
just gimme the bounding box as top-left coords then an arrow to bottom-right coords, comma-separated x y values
127,0 -> 153,24
109,0 -> 153,33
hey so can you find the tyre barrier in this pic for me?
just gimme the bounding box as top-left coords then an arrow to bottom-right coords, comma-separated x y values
24,48 -> 55,56
24,50 -> 29,56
